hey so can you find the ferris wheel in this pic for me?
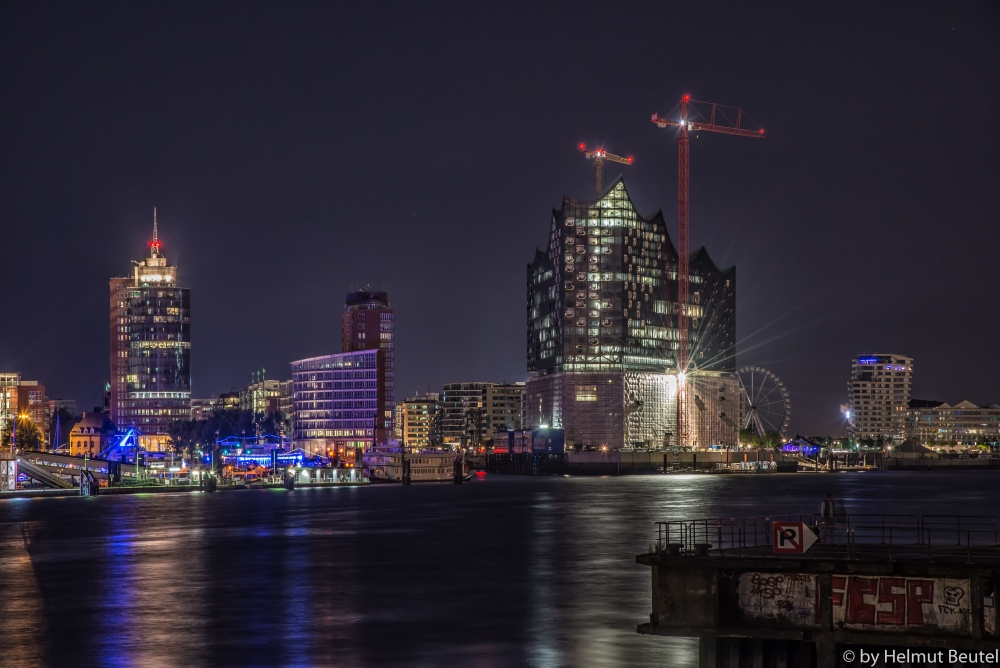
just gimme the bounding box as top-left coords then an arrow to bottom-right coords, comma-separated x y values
735,366 -> 790,438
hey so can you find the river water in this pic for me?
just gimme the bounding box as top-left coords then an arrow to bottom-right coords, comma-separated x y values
0,471 -> 996,667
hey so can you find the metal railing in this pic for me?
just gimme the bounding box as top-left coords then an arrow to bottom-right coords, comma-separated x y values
654,514 -> 999,561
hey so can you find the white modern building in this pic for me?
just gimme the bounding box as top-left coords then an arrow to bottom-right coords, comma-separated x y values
847,353 -> 913,442
905,400 -> 1000,446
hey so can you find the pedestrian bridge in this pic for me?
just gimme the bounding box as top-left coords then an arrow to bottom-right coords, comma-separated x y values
15,451 -> 141,488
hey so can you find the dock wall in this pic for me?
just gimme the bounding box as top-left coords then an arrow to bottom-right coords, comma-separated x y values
637,552 -> 1000,667
478,450 -> 798,475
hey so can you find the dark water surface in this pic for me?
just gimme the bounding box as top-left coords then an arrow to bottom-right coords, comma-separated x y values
1,472 -> 997,667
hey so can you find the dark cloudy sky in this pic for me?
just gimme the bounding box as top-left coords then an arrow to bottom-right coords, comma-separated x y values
1,2 -> 997,436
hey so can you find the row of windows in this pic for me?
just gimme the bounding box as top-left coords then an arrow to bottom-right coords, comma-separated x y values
297,429 -> 373,438
292,356 -> 378,372
294,371 -> 377,383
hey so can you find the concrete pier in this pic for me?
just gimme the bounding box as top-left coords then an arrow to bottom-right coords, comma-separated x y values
637,514 -> 1000,667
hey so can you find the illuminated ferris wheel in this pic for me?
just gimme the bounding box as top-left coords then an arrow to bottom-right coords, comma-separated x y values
735,366 -> 790,438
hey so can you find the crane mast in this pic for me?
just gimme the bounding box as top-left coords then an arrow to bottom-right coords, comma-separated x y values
652,95 -> 764,448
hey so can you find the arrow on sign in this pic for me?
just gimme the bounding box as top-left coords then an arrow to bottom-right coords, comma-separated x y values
772,521 -> 819,555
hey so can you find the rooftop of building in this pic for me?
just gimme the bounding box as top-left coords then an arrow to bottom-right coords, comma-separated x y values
75,410 -> 116,433
291,348 -> 383,370
345,286 -> 390,308
853,353 -> 912,362
531,177 -> 734,275
908,399 -> 1000,410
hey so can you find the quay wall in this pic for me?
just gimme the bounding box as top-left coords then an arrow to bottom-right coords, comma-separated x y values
477,450 -> 798,475
637,552 -> 1000,668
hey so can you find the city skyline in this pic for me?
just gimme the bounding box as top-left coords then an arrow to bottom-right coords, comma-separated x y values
1,3 -> 998,436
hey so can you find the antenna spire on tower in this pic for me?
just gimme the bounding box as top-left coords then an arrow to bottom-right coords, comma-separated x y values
153,207 -> 158,243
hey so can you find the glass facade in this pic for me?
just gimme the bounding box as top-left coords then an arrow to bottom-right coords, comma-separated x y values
291,349 -> 388,460
525,178 -> 736,449
527,178 -> 734,376
110,228 -> 191,449
441,382 -> 493,445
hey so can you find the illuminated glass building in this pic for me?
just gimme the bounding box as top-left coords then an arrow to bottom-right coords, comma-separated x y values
525,179 -> 736,449
109,212 -> 191,450
291,349 -> 388,463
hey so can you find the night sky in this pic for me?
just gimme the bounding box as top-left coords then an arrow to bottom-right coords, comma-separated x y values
2,2 -> 998,436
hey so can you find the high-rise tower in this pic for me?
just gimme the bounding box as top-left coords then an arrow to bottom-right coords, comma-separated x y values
847,353 -> 912,442
342,287 -> 394,436
525,179 -> 737,449
109,209 -> 191,450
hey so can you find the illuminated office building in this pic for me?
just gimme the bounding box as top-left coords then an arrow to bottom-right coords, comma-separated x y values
109,210 -> 191,450
524,178 -> 736,449
0,372 -> 21,437
0,374 -> 48,448
847,353 -> 913,441
291,349 -> 388,462
485,383 -> 525,432
400,393 -> 441,450
441,382 -> 492,446
904,400 -> 1000,446
240,377 -> 293,417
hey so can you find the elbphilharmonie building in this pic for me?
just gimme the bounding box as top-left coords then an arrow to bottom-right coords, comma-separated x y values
525,178 -> 738,449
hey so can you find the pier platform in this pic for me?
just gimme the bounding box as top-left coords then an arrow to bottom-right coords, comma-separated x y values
637,514 -> 1000,667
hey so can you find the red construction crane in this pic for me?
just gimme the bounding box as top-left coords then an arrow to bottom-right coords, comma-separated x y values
579,144 -> 633,196
651,95 -> 764,447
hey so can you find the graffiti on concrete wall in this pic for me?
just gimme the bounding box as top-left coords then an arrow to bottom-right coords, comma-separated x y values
832,576 -> 971,634
737,572 -> 818,627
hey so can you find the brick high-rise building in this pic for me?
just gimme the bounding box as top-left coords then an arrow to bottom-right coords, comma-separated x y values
341,288 -> 394,435
109,210 -> 191,450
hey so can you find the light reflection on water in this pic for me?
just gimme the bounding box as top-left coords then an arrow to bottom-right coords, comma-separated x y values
0,471 -> 996,667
